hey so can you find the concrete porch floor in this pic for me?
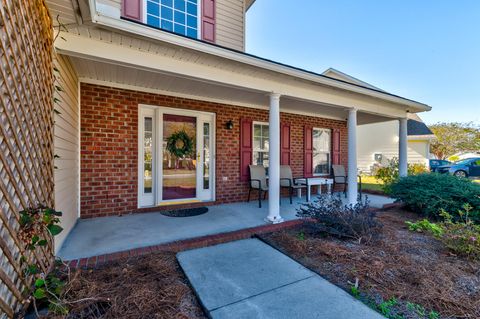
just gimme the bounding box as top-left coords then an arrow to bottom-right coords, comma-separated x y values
58,194 -> 394,260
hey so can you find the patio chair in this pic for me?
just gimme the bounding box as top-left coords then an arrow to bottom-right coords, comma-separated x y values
280,165 -> 306,204
248,165 -> 268,208
332,164 -> 362,199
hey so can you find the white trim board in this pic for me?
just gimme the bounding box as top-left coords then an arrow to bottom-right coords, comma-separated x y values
78,78 -> 349,122
84,2 -> 430,113
57,33 -> 411,119
137,104 -> 216,208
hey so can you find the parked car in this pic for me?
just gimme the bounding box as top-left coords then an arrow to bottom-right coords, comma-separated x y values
435,157 -> 480,178
429,159 -> 451,172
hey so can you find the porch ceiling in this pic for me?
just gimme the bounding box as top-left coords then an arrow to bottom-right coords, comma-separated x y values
69,56 -> 393,125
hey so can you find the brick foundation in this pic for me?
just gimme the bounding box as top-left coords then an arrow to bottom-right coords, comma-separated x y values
80,83 -> 348,218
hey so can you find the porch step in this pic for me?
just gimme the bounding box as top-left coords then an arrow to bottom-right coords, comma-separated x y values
65,219 -> 302,269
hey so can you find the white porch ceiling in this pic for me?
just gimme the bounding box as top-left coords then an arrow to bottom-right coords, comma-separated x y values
69,56 -> 393,125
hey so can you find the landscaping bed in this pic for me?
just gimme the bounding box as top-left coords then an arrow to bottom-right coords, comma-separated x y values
57,252 -> 206,319
258,209 -> 480,319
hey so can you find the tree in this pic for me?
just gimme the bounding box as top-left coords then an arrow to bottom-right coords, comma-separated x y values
430,122 -> 480,160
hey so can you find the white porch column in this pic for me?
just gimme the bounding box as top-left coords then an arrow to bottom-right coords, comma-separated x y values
399,117 -> 408,177
266,93 -> 284,224
347,108 -> 358,205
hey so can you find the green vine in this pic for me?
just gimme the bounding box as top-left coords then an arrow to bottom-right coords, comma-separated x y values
16,15 -> 75,317
166,130 -> 194,158
17,15 -> 70,315
52,14 -> 67,169
18,206 -> 68,315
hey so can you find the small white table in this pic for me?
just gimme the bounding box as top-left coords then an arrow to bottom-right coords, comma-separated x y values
296,178 -> 334,202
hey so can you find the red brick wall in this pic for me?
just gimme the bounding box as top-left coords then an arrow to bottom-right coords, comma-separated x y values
80,83 -> 348,218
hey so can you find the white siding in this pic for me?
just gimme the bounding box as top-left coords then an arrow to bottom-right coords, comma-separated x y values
54,54 -> 80,253
407,140 -> 431,166
216,0 -> 245,51
46,0 -> 78,24
94,0 -> 246,51
357,121 -> 430,173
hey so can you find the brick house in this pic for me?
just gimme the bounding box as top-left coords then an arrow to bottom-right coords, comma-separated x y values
47,0 -> 431,251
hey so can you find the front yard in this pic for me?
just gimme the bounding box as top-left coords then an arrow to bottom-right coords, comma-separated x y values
60,252 -> 206,318
361,175 -> 384,193
55,208 -> 480,319
259,209 -> 480,319
38,175 -> 479,318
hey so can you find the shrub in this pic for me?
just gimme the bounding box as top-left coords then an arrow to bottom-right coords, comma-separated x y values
374,157 -> 428,194
405,219 -> 443,237
438,205 -> 480,260
296,196 -> 382,244
390,173 -> 480,222
406,205 -> 480,260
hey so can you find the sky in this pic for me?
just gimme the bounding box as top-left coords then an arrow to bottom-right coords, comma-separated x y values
246,0 -> 480,125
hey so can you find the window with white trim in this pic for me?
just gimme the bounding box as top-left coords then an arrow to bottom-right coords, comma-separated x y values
253,123 -> 269,167
146,0 -> 199,38
313,128 -> 331,175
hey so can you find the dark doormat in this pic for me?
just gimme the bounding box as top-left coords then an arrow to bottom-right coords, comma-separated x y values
161,207 -> 209,217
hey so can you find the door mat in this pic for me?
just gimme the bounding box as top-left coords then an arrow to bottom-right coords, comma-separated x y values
161,207 -> 209,217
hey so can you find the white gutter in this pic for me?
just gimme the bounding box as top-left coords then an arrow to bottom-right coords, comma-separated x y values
408,135 -> 436,140
87,0 -> 431,113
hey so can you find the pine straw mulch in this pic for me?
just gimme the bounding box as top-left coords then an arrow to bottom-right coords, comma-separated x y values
258,209 -> 480,319
58,252 -> 207,319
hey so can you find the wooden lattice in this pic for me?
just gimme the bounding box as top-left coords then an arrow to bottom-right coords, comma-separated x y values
0,0 -> 54,317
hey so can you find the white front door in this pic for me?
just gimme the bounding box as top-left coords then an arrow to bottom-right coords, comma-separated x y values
138,105 -> 215,207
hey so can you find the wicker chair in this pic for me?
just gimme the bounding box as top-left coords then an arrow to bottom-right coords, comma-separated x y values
248,165 -> 268,208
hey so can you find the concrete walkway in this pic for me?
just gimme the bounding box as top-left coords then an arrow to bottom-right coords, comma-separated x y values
177,239 -> 385,319
58,194 -> 394,260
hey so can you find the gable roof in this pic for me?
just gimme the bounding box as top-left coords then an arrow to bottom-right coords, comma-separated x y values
61,3 -> 431,113
407,113 -> 434,136
246,0 -> 256,11
323,68 -> 434,136
322,68 -> 386,92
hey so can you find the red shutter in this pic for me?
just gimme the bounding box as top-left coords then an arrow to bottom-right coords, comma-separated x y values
304,126 -> 313,177
202,0 -> 216,42
122,0 -> 142,22
280,123 -> 291,165
240,118 -> 253,181
332,129 -> 341,166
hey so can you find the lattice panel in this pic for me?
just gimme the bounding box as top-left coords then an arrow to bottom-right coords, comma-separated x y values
0,0 -> 54,317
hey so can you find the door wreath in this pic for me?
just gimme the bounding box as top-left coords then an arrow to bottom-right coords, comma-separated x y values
166,130 -> 194,158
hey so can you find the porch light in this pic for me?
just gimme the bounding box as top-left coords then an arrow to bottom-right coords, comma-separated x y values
226,120 -> 234,130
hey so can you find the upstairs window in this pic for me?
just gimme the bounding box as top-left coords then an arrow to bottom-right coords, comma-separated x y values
146,0 -> 199,38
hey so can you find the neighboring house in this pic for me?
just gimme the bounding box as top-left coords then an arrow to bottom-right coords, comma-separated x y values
357,113 -> 435,172
46,0 -> 431,251
322,68 -> 435,173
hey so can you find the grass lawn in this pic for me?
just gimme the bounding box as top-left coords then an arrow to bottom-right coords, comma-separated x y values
259,209 -> 480,319
361,175 -> 384,192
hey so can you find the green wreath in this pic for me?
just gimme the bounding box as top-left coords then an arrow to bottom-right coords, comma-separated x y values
166,130 -> 194,158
